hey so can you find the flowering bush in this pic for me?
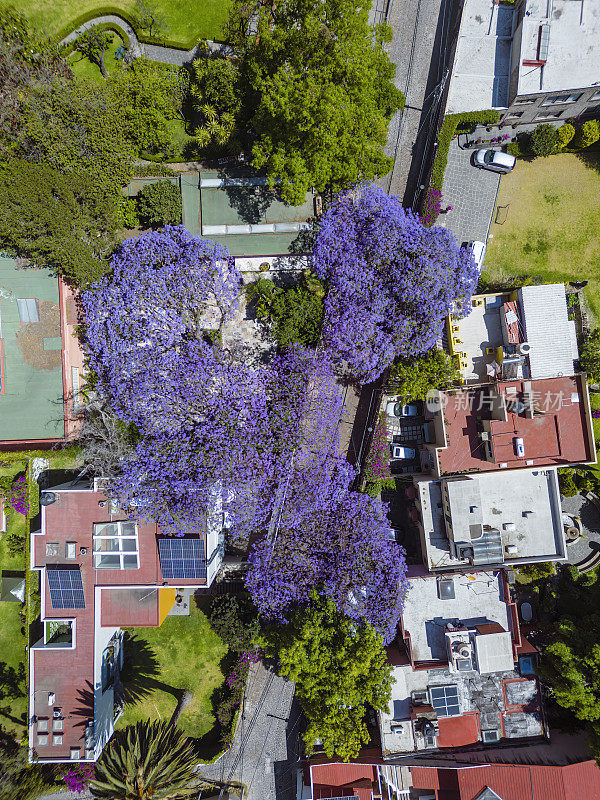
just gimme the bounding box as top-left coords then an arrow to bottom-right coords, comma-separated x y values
592,410 -> 600,419
363,414 -> 392,481
312,185 -> 479,383
420,187 -> 442,227
63,764 -> 94,793
246,451 -> 408,643
0,474 -> 29,516
217,652 -> 260,745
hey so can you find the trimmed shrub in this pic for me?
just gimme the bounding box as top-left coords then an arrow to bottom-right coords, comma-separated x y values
528,123 -> 560,157
137,180 -> 181,227
429,110 -> 501,191
558,468 -> 578,498
572,119 -> 600,149
557,123 -> 575,148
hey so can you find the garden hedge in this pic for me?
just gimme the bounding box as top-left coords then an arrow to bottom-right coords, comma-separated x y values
429,110 -> 501,191
60,21 -> 130,58
52,6 -> 226,52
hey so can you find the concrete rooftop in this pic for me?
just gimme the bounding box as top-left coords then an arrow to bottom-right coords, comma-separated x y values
517,0 -> 600,96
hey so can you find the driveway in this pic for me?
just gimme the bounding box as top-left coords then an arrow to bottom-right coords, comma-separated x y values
438,140 -> 501,246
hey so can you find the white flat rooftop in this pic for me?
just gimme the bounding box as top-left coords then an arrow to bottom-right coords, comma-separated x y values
401,572 -> 509,662
517,0 -> 600,96
446,0 -> 513,113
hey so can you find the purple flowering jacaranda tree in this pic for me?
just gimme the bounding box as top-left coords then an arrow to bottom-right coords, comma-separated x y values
246,452 -> 408,643
312,185 -> 479,383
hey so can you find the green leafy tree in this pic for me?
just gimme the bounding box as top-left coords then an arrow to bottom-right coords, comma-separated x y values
135,0 -> 168,38
528,123 -> 560,157
90,721 -> 201,800
557,123 -> 575,148
73,28 -> 113,78
517,561 -> 555,584
0,159 -> 112,284
137,180 -> 182,227
387,348 -> 458,400
230,0 -> 404,204
558,468 -> 578,498
208,594 -> 261,653
190,45 -> 242,150
246,272 -> 325,348
572,119 -> 600,149
274,594 -> 392,760
112,58 -> 186,158
581,328 -> 600,383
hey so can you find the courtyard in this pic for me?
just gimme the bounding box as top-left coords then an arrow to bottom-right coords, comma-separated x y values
483,152 -> 600,320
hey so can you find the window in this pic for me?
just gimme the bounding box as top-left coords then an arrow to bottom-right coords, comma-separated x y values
65,541 -> 77,559
53,718 -> 64,732
37,733 -> 48,746
514,97 -> 535,104
93,521 -> 139,569
45,542 -> 59,558
70,748 -> 81,760
16,298 -> 40,323
535,110 -> 562,120
505,111 -> 523,119
591,90 -> 600,101
36,718 -> 49,733
543,93 -> 582,105
52,734 -> 63,746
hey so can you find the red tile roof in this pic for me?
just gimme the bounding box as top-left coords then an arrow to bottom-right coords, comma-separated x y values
311,764 -> 377,800
410,761 -> 600,800
438,375 -> 594,475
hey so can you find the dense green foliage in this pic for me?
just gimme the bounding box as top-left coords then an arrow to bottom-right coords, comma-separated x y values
557,123 -> 575,148
190,45 -> 242,151
537,568 -> 600,758
208,594 -> 261,653
91,721 -> 200,799
529,123 -> 560,158
246,273 -> 325,348
204,0 -> 404,204
137,180 -> 182,227
517,561 -> 555,584
0,159 -> 114,283
430,110 -> 501,191
0,740 -> 52,800
275,594 -> 392,760
572,119 -> 600,150
387,348 -> 458,401
581,328 -> 600,383
73,27 -> 113,77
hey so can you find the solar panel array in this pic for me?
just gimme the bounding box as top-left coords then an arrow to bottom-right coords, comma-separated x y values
158,538 -> 207,580
430,685 -> 460,717
47,568 -> 85,609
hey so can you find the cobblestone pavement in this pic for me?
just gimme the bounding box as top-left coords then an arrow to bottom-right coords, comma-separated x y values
438,141 -> 501,246
199,662 -> 299,800
561,493 -> 600,565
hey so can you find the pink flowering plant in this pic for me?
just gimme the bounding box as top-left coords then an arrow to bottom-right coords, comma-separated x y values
217,651 -> 260,746
363,414 -> 392,481
63,764 -> 94,793
420,187 -> 442,227
0,473 -> 29,516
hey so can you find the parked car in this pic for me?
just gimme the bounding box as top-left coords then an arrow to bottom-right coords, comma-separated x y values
474,149 -> 516,174
465,240 -> 486,272
390,444 -> 416,460
514,437 -> 525,458
386,402 -> 418,418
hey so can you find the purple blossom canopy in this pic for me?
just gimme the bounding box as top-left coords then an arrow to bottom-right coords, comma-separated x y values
246,452 -> 408,643
312,185 -> 479,383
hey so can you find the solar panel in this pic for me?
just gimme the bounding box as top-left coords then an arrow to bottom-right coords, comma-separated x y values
429,685 -> 460,717
158,538 -> 206,580
47,568 -> 85,609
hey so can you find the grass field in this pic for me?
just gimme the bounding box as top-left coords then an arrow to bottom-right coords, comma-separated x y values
67,29 -> 127,82
117,603 -> 227,739
22,0 -> 230,47
483,152 -> 600,321
0,460 -> 29,739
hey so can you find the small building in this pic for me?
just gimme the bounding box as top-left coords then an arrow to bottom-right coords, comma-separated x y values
414,468 -> 565,572
447,285 -> 578,386
303,762 -> 414,800
446,0 -> 600,125
0,255 -> 84,448
379,571 -> 544,759
28,478 -> 225,763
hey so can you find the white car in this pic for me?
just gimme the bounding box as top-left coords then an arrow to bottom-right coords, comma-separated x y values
390,444 -> 416,460
465,240 -> 486,272
386,402 -> 418,418
514,437 -> 525,458
474,149 -> 516,174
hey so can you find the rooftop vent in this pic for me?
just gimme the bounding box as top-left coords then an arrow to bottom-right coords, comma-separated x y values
482,729 -> 501,743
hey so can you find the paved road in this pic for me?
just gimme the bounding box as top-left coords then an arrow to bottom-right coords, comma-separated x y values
199,662 -> 299,800
438,141 -> 501,245
380,0 -> 461,205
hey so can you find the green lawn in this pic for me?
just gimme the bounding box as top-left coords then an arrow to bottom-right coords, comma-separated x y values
0,460 -> 29,739
117,603 -> 227,739
22,0 -> 231,48
483,152 -> 600,321
67,29 -> 127,83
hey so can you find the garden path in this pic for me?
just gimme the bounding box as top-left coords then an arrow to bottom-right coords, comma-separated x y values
59,14 -> 232,64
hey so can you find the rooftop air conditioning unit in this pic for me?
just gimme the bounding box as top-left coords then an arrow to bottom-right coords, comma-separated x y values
458,645 -> 471,659
503,522 -> 516,531
391,723 -> 405,734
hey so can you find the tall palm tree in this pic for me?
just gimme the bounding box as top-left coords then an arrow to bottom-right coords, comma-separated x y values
90,720 -> 201,800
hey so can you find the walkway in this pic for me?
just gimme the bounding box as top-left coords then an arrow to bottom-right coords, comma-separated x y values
59,14 -> 231,65
562,491 -> 600,571
199,661 -> 299,800
438,139 -> 501,246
